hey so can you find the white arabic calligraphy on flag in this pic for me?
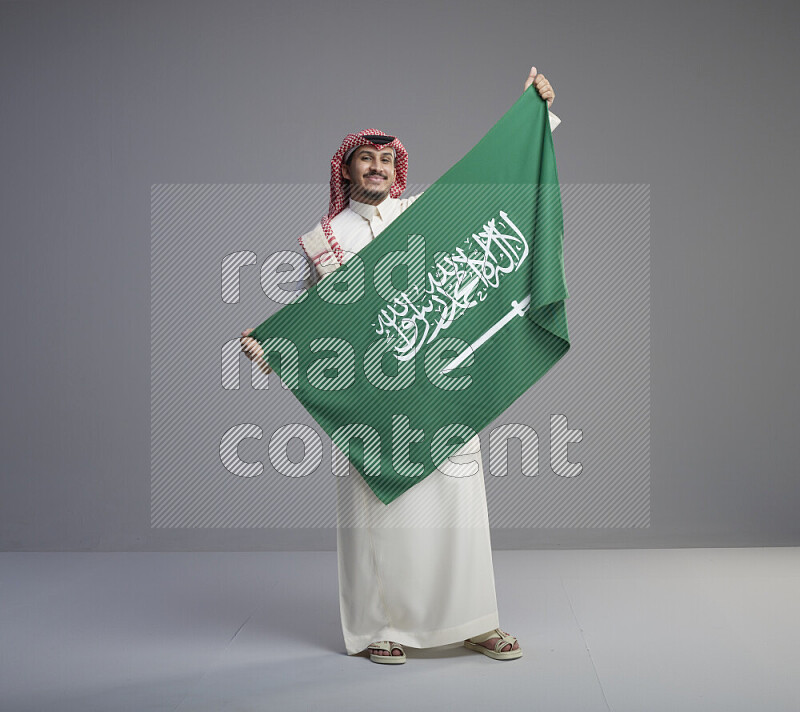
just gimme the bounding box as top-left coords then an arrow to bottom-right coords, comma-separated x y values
374,210 -> 529,362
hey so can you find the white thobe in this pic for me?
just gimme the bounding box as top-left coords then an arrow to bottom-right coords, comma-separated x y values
304,111 -> 561,655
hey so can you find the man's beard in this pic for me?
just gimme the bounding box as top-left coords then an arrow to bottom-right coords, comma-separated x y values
359,186 -> 389,202
347,179 -> 391,204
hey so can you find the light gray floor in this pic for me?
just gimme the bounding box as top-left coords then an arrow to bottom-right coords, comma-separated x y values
1,548 -> 798,712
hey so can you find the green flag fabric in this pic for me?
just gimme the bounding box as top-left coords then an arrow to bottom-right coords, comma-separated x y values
252,87 -> 569,505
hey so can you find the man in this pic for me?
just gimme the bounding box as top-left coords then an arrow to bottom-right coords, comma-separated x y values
242,67 -> 558,663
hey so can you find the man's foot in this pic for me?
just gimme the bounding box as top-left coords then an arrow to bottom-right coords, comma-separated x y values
367,640 -> 406,663
464,628 -> 523,660
368,641 -> 404,657
471,629 -> 520,653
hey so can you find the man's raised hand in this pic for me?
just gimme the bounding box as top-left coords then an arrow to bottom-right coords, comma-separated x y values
523,66 -> 555,108
240,327 -> 273,375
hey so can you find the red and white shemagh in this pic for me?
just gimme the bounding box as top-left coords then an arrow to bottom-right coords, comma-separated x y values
298,128 -> 408,268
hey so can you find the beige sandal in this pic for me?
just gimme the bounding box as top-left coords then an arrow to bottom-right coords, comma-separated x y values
464,628 -> 523,660
368,640 -> 406,664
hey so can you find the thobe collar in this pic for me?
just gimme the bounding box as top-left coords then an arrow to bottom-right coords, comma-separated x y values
349,195 -> 392,221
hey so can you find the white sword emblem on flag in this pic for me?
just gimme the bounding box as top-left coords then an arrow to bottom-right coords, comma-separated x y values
440,295 -> 531,375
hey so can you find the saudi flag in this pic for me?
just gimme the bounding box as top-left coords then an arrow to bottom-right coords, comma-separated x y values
252,87 -> 569,505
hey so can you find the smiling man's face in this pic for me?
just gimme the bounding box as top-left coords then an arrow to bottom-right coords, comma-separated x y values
341,145 -> 396,205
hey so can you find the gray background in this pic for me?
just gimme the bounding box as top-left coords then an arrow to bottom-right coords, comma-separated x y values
1,0 -> 797,550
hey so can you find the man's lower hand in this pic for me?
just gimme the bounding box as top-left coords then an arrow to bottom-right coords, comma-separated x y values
240,327 -> 273,375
